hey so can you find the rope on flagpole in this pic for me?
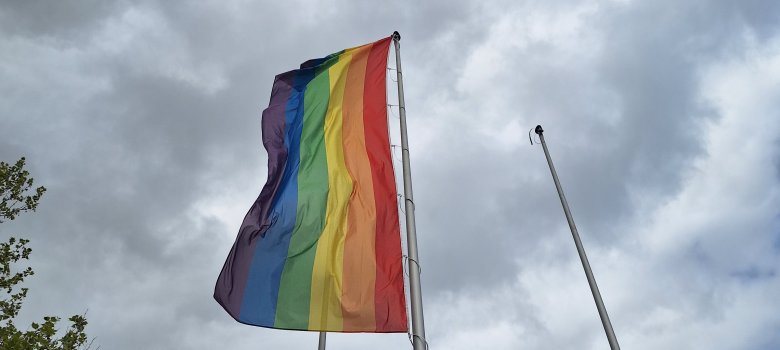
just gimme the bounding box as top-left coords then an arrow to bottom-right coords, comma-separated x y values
402,252 -> 425,349
393,30 -> 427,350
391,145 -> 403,162
407,256 -> 421,276
397,194 -> 406,214
387,67 -> 398,82
388,104 -> 401,119
402,255 -> 422,278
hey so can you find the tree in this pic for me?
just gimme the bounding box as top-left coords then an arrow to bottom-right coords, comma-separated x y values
0,157 -> 92,350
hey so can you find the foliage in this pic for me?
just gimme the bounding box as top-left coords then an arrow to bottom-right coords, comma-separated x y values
0,158 -> 46,224
0,158 -> 93,350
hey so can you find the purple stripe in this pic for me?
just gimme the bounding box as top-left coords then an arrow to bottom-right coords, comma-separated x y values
214,72 -> 295,320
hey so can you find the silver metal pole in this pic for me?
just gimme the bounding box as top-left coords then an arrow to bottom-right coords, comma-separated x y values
392,31 -> 427,350
318,332 -> 326,350
534,125 -> 620,350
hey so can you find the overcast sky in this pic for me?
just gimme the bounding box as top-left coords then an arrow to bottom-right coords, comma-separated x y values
2,0 -> 780,349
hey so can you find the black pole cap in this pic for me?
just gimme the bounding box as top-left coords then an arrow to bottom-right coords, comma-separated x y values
535,125 -> 544,135
392,31 -> 401,41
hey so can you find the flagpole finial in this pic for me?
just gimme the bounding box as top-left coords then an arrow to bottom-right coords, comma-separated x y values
535,125 -> 544,135
392,31 -> 401,41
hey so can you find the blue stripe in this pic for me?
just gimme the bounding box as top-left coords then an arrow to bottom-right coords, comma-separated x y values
239,68 -> 315,326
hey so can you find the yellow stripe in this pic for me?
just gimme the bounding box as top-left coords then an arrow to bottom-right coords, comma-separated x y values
309,52 -> 353,330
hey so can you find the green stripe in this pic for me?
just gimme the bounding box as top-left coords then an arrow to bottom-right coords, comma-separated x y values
274,61 -> 334,329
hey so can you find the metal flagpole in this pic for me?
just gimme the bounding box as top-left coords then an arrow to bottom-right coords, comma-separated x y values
534,125 -> 621,350
392,31 -> 427,350
318,332 -> 326,350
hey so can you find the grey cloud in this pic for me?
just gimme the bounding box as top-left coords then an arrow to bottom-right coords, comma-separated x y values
0,0 -> 124,41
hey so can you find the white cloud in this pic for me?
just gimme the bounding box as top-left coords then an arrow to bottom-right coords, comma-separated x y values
94,5 -> 228,94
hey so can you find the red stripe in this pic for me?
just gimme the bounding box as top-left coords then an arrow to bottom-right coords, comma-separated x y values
364,37 -> 408,332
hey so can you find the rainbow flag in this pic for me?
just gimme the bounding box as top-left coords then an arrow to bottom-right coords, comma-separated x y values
215,36 -> 408,333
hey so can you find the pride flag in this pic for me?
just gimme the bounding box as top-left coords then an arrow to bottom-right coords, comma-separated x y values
215,36 -> 408,333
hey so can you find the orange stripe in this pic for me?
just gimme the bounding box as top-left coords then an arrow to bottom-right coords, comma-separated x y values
340,44 -> 377,331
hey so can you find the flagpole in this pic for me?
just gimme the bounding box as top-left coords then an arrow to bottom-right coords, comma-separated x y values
534,125 -> 621,350
318,332 -> 326,350
392,31 -> 427,350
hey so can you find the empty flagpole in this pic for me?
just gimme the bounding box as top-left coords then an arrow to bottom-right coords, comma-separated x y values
392,31 -> 427,350
318,332 -> 326,350
534,125 -> 621,350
